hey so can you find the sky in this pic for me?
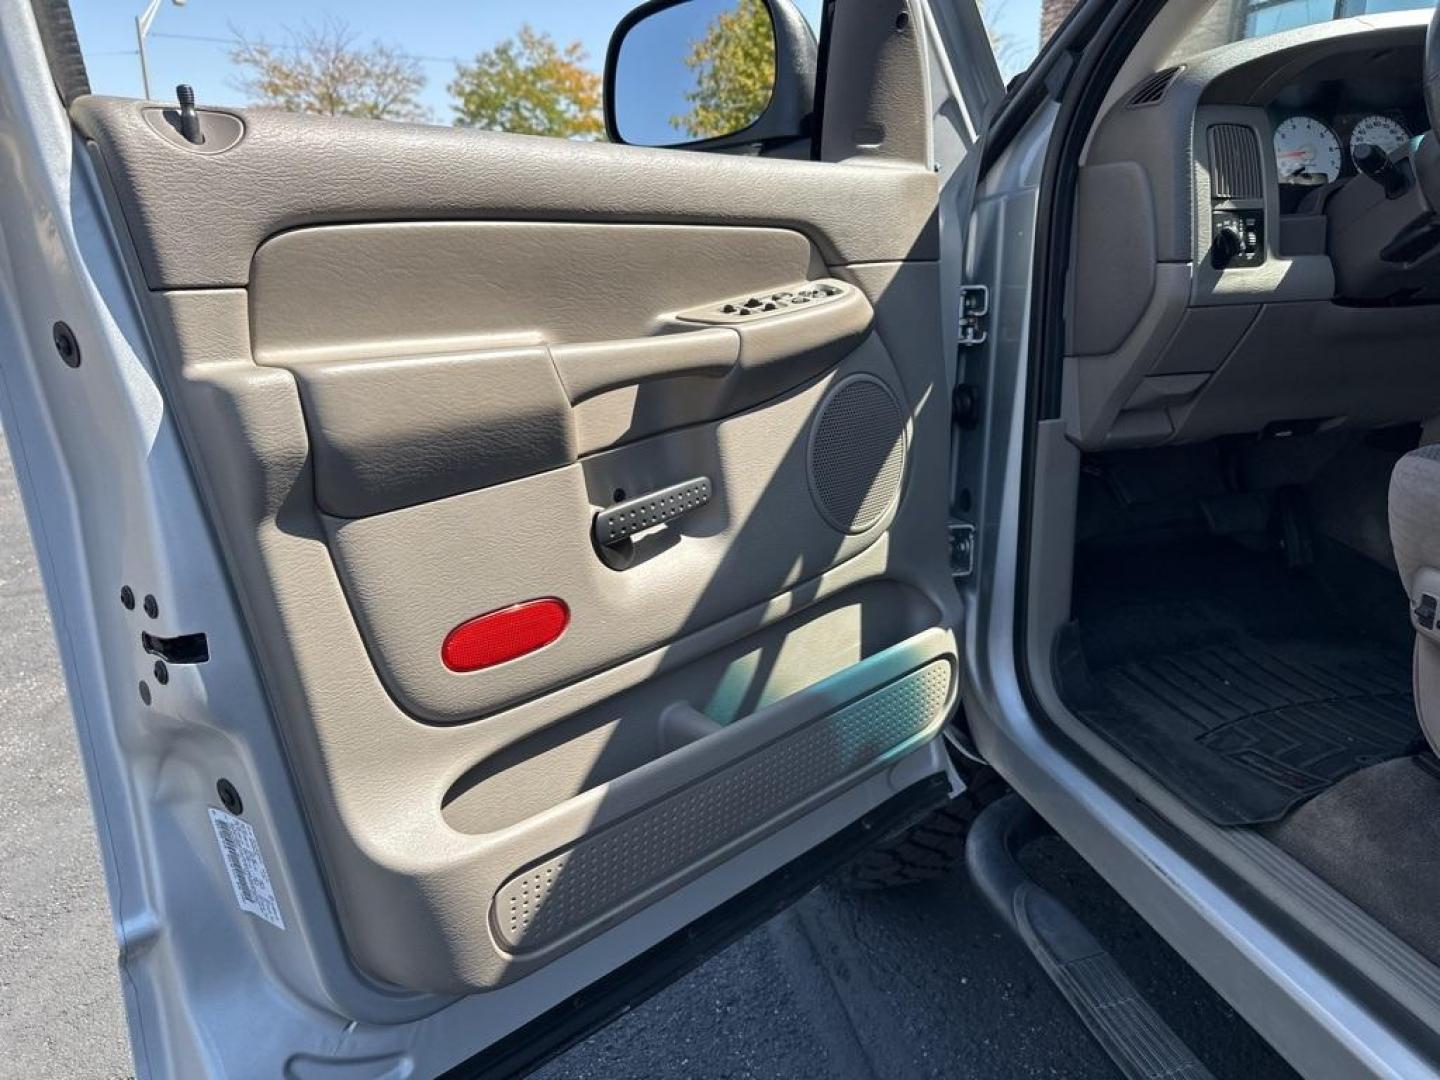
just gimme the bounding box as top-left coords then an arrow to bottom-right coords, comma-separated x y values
69,0 -> 1045,122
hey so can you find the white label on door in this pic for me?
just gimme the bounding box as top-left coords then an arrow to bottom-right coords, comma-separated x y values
208,807 -> 286,930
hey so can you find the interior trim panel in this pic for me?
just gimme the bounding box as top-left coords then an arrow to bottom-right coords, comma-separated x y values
249,222 -> 878,516
71,96 -> 941,290
491,657 -> 953,956
77,89 -> 959,997
324,337 -> 909,725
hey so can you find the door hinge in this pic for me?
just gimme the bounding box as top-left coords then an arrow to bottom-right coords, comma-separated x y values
958,285 -> 989,347
948,522 -> 975,579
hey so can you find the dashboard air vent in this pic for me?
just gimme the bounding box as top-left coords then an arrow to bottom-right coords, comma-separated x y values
1127,66 -> 1181,107
1208,124 -> 1263,200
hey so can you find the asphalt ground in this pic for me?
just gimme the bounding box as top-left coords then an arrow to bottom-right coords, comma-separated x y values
0,434 -> 1297,1080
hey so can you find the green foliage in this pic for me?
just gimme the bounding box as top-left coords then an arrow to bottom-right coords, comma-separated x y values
672,0 -> 777,141
229,17 -> 429,122
449,25 -> 603,139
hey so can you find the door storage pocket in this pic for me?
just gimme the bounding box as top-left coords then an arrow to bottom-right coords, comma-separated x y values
441,581 -> 939,835
490,658 -> 951,955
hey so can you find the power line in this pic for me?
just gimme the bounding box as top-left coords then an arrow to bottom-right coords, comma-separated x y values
147,30 -> 470,66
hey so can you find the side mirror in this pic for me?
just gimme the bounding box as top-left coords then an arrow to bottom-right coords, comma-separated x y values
604,0 -> 817,151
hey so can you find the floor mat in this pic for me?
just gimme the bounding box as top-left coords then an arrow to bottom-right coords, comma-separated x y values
1082,640 -> 1416,824
1063,536 -> 1421,825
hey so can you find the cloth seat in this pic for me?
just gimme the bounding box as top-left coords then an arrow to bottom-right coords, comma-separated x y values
1390,446 -> 1440,755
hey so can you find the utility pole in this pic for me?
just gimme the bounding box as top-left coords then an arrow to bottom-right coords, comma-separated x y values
134,0 -> 188,101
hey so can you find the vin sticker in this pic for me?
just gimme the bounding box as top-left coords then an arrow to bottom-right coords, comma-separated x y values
208,807 -> 286,930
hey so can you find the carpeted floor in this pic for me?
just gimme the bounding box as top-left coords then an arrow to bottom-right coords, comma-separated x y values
1264,755 -> 1440,966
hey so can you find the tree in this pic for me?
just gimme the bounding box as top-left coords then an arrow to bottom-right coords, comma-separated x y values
980,0 -> 1033,82
229,18 -> 429,122
672,0 -> 776,141
449,26 -> 603,139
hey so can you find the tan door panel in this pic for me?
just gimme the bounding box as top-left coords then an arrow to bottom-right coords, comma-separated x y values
249,222 -> 818,362
551,328 -> 740,403
71,97 -> 940,290
325,335 -> 910,724
255,223 -> 876,517
81,97 -> 957,1000
288,346 -> 578,517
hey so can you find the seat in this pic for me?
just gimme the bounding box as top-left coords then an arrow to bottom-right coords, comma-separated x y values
1389,446 -> 1440,754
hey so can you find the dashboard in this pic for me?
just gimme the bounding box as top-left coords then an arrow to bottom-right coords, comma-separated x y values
1063,10 -> 1440,452
1268,78 -> 1424,209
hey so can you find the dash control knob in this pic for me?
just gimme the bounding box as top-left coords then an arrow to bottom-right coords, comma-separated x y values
1212,222 -> 1245,267
1211,210 -> 1263,269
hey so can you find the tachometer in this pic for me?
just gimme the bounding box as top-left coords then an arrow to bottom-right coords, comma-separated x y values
1349,114 -> 1408,159
1273,116 -> 1342,183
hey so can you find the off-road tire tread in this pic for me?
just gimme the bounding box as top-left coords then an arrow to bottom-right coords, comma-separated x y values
836,766 -> 1006,889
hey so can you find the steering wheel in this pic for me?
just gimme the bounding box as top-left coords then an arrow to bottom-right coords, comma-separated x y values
1328,7 -> 1440,300
1428,2 -> 1440,141
1416,3 -> 1440,209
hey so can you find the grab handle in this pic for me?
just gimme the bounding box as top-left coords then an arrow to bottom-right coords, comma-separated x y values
593,476 -> 711,548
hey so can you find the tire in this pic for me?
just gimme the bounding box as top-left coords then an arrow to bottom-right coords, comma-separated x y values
834,765 -> 1007,890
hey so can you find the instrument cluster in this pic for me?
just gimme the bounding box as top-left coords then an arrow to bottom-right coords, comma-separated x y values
1272,110 -> 1412,187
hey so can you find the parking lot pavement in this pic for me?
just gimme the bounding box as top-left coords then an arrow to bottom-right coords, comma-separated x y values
539,834 -> 1299,1080
0,434 -> 1296,1080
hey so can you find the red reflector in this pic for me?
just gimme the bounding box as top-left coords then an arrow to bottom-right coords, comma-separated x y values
441,598 -> 569,672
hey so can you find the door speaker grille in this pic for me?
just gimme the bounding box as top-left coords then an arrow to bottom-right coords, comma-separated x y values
807,374 -> 906,534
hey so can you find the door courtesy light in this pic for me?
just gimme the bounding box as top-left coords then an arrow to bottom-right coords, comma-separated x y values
441,598 -> 569,672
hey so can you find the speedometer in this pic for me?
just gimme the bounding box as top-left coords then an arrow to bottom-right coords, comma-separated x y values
1350,114 -> 1408,159
1273,116 -> 1342,183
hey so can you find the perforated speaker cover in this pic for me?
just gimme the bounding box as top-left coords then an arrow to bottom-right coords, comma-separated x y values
807,374 -> 906,533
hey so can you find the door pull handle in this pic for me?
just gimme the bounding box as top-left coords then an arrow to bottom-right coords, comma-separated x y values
593,476 -> 712,549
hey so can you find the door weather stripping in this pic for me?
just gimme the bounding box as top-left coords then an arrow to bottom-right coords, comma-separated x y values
968,796 -> 1216,1080
919,0 -> 979,143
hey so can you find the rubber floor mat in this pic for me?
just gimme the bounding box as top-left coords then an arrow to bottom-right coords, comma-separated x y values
1079,640 -> 1417,824
1064,536 -> 1421,826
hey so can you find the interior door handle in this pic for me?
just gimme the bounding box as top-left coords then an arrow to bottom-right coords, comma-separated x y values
593,476 -> 712,548
552,330 -> 738,403
549,281 -> 872,408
